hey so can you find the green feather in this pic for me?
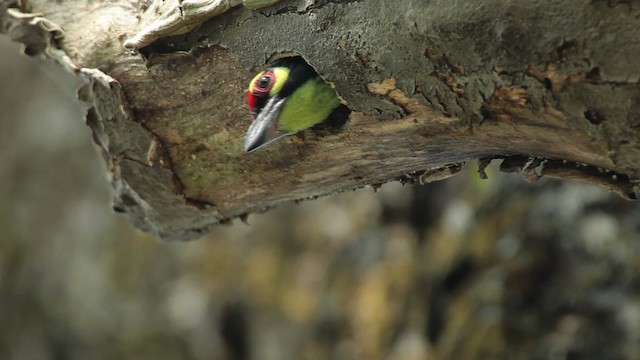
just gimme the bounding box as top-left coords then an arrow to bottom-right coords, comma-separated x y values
278,76 -> 341,133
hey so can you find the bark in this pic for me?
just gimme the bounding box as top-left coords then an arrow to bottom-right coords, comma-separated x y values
2,0 -> 640,240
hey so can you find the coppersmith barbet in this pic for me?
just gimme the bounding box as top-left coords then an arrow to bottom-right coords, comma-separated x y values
244,57 -> 342,152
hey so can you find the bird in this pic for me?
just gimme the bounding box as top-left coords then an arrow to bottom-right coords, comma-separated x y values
244,57 -> 342,152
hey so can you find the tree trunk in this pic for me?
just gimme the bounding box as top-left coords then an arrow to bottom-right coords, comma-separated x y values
2,0 -> 639,240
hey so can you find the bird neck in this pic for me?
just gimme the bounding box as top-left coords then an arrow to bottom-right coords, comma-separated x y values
278,77 -> 341,133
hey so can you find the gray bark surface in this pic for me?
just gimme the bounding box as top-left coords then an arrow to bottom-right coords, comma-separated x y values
2,0 -> 640,240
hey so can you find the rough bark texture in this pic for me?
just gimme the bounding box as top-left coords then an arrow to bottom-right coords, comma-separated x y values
2,0 -> 640,240
3,5 -> 640,360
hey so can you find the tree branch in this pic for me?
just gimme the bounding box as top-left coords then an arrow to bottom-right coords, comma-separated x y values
3,0 -> 640,240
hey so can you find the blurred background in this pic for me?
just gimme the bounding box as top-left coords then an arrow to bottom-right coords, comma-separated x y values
1,35 -> 640,360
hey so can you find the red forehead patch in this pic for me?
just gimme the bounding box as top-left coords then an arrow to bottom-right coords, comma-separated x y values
247,91 -> 257,115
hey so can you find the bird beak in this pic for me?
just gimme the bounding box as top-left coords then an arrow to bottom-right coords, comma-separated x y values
244,97 -> 289,153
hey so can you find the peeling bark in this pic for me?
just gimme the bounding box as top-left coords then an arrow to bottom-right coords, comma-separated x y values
2,0 -> 640,240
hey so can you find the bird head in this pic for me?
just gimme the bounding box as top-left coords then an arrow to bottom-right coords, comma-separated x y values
244,57 -> 341,152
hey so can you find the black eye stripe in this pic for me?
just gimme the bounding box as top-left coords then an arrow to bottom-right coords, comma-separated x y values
252,95 -> 268,115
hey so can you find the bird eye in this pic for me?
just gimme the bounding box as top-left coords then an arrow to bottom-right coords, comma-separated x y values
253,71 -> 275,94
258,76 -> 270,88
